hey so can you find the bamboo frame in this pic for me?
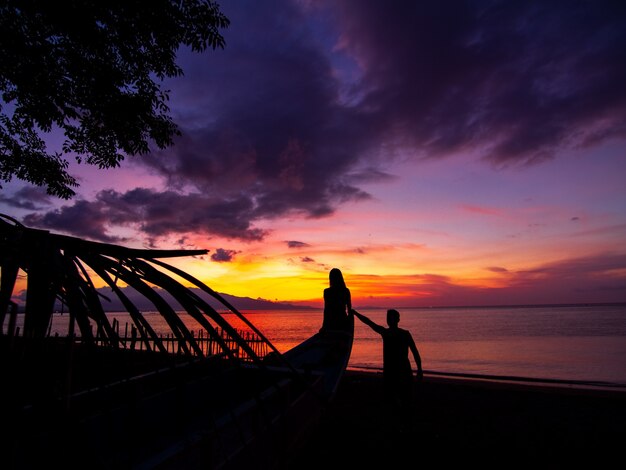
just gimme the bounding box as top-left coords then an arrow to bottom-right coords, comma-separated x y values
0,213 -> 272,364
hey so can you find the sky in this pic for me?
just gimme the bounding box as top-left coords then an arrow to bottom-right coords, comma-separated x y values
2,0 -> 626,308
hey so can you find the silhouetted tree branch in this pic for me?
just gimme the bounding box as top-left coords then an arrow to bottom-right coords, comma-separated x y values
0,0 -> 229,198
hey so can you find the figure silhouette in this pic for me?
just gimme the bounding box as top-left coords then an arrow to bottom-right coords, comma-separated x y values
352,308 -> 423,429
320,268 -> 352,332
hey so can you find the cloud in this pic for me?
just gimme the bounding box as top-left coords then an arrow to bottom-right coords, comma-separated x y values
140,0 -> 375,221
332,0 -> 626,165
287,240 -> 310,248
350,252 -> 626,307
24,0 -> 626,241
24,188 -> 268,242
0,187 -> 54,210
211,248 -> 240,262
495,253 -> 626,302
300,256 -> 315,263
23,199 -> 127,243
487,266 -> 509,273
509,253 -> 626,284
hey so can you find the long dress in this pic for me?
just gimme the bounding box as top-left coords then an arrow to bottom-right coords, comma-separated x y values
321,286 -> 351,331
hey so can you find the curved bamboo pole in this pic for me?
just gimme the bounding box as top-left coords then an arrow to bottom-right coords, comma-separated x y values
133,258 -> 264,363
86,261 -> 167,354
148,258 -> 294,368
0,214 -> 276,363
149,260 -> 277,345
84,254 -> 197,356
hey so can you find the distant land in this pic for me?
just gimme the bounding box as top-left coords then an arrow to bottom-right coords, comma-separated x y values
93,287 -> 316,312
11,286 -> 315,313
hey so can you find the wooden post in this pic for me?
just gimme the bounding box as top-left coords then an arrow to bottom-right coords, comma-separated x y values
130,325 -> 137,350
7,301 -> 17,337
64,309 -> 76,411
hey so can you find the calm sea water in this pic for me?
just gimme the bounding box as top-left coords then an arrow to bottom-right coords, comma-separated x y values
231,304 -> 626,386
20,304 -> 626,386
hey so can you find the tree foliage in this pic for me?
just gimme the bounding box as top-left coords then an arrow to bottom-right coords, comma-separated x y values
0,0 -> 229,198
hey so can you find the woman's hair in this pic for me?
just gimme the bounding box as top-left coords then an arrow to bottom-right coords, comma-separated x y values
329,268 -> 346,288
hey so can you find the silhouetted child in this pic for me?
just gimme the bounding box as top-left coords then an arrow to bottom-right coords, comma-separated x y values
351,308 -> 423,431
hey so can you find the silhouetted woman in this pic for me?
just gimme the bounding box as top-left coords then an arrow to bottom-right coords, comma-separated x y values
320,268 -> 352,332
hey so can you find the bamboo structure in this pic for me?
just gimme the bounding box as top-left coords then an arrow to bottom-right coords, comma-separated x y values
0,213 -> 278,364
0,214 -> 353,469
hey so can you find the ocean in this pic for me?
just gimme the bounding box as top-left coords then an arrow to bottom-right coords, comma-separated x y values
20,303 -> 626,387
231,304 -> 626,386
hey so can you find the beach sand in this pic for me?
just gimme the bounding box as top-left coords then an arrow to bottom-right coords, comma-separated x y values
290,370 -> 626,469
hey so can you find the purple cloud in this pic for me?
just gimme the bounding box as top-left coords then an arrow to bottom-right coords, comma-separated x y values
487,266 -> 509,274
23,199 -> 127,243
211,248 -> 240,262
0,186 -> 53,210
361,253 -> 626,307
23,0 -> 626,241
287,240 -> 310,248
334,0 -> 626,165
24,188 -> 268,242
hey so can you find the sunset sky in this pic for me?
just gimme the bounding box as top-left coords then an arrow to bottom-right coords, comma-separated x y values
2,0 -> 625,308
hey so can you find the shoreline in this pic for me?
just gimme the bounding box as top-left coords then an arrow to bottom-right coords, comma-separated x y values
290,369 -> 626,468
348,366 -> 626,395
